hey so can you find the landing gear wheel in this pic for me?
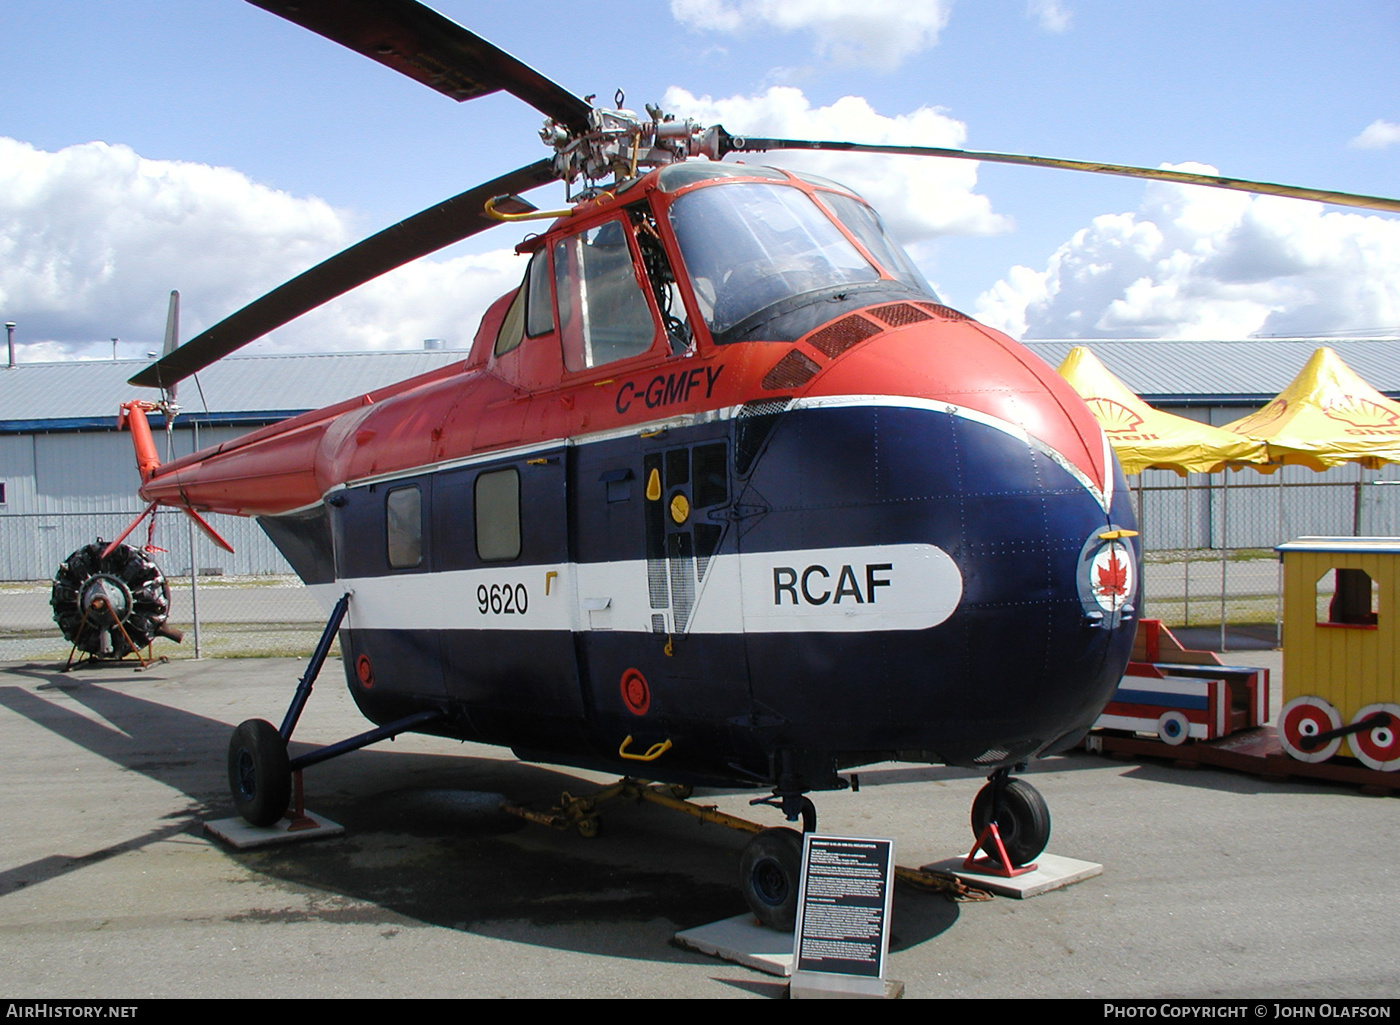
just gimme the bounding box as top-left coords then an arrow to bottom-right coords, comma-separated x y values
739,827 -> 804,931
1348,703 -> 1400,771
1157,710 -> 1190,746
576,816 -> 602,838
970,778 -> 1051,867
668,783 -> 694,800
1279,696 -> 1342,763
228,719 -> 291,827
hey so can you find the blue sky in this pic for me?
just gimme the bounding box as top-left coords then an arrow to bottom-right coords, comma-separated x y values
2,0 -> 1397,357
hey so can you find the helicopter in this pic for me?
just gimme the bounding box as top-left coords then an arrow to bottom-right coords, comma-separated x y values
69,0 -> 1399,929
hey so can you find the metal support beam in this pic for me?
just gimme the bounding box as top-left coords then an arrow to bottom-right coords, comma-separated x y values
287,709 -> 445,773
279,591 -> 351,741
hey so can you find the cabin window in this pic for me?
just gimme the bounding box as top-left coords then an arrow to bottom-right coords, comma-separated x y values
553,218 -> 657,371
476,468 -> 521,561
525,249 -> 554,337
1316,568 -> 1379,627
385,486 -> 423,569
493,283 -> 527,357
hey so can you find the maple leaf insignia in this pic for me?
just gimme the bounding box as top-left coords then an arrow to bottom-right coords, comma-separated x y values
1096,549 -> 1128,598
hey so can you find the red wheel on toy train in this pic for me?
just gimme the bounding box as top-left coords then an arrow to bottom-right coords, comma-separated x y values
1278,696 -> 1342,763
1347,704 -> 1400,772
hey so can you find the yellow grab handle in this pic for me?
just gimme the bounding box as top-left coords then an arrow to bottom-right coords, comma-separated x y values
618,736 -> 673,762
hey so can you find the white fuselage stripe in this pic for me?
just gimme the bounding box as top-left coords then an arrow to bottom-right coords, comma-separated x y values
308,543 -> 963,635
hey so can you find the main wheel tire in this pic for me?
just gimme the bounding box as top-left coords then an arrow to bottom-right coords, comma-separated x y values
228,719 -> 291,827
739,827 -> 804,931
970,778 -> 1051,867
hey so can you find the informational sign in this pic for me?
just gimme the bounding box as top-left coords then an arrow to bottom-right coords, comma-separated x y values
790,835 -> 896,998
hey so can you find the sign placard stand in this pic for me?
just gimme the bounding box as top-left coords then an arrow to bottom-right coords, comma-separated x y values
789,835 -> 903,999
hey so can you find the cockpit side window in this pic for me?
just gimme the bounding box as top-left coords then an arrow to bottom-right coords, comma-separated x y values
553,218 -> 658,372
631,206 -> 692,356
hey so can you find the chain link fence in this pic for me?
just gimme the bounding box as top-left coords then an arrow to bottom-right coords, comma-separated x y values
1,508 -> 329,662
1134,463 -> 1400,647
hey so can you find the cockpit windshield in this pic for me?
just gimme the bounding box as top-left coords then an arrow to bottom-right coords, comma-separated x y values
667,179 -> 934,341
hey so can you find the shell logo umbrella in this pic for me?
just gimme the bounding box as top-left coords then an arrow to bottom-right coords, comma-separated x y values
1223,347 -> 1400,470
1056,346 -> 1268,475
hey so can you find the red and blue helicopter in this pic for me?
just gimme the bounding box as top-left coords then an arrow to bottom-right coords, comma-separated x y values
57,0 -> 1398,928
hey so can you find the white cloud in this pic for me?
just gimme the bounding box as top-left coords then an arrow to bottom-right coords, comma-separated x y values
1027,0 -> 1072,33
666,85 -> 1009,241
671,0 -> 951,69
248,248 -> 527,354
1350,119 -> 1400,150
974,163 -> 1400,340
0,137 -> 527,359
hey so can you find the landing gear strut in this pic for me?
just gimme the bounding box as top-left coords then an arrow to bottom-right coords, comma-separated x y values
738,790 -> 817,930
223,593 -> 444,828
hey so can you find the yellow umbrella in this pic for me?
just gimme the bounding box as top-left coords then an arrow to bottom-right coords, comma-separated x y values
1057,346 -> 1268,475
1223,347 -> 1400,471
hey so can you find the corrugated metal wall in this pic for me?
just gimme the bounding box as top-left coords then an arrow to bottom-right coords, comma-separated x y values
1,424 -> 292,580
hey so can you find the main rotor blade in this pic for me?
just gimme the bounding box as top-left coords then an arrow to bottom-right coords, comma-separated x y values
249,0 -> 592,132
130,159 -> 558,389
721,134 -> 1400,214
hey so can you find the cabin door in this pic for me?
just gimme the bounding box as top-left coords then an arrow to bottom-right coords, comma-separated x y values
570,431 -> 750,753
432,448 -> 582,744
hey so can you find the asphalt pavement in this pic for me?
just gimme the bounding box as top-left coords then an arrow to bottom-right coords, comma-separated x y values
1,651 -> 1395,1000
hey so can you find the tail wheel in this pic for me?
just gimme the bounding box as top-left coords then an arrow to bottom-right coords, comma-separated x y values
1348,704 -> 1400,772
1278,696 -> 1342,763
228,719 -> 291,826
971,778 -> 1051,867
739,827 -> 804,931
51,541 -> 172,658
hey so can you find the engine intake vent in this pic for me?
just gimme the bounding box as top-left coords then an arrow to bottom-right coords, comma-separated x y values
868,303 -> 932,328
806,314 -> 881,358
761,349 -> 820,390
917,302 -> 971,322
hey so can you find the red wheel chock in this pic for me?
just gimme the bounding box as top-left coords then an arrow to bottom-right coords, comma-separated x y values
286,771 -> 319,832
963,823 -> 1038,878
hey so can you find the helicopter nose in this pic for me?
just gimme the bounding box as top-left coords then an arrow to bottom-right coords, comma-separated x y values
737,309 -> 1136,765
803,306 -> 1113,498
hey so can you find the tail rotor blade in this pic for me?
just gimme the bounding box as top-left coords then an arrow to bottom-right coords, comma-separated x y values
129,159 -> 558,389
721,134 -> 1400,214
161,290 -> 180,404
